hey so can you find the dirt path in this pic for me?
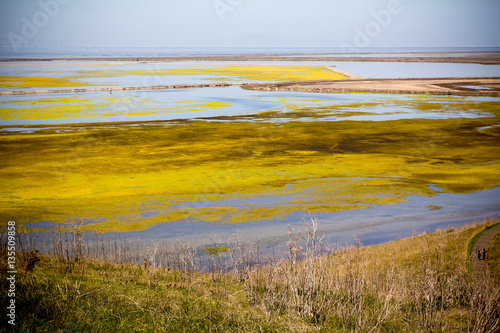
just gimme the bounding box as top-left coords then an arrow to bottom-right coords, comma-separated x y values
472,224 -> 500,281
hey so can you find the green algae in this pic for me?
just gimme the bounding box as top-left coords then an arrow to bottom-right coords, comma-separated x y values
1,110 -> 499,232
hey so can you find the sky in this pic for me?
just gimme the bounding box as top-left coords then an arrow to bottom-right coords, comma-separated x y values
0,0 -> 499,50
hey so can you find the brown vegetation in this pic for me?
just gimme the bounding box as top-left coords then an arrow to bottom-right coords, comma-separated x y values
1,218 -> 500,331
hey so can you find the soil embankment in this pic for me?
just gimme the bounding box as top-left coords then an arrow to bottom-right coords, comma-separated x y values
0,82 -> 237,95
242,77 -> 500,97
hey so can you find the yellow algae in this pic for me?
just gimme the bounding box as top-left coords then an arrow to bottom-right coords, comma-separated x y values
0,97 -> 233,121
478,125 -> 500,137
0,97 -> 93,106
206,97 -> 500,122
287,97 -> 500,119
74,65 -> 346,82
0,76 -> 93,89
1,111 -> 500,232
1,64 -> 343,90
172,100 -> 233,112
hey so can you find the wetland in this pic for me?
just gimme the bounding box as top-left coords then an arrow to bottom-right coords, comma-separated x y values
1,54 -> 500,246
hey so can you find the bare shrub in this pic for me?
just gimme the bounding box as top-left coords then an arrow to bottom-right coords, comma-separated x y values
468,276 -> 500,333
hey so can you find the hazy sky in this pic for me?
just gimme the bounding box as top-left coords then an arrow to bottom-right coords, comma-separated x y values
1,0 -> 499,49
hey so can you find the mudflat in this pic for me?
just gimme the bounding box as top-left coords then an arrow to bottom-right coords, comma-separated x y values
243,77 -> 500,97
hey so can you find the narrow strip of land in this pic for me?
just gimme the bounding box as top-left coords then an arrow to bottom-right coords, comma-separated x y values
243,77 -> 500,97
3,77 -> 500,97
324,65 -> 366,80
0,82 -> 237,95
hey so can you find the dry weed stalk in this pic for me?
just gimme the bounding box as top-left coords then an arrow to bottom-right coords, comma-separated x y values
468,274 -> 500,333
12,216 -> 500,332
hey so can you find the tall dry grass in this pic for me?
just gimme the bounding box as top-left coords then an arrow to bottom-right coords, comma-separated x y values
242,218 -> 500,331
1,217 -> 499,332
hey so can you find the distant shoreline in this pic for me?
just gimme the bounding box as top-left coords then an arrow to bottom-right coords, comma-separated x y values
1,53 -> 500,65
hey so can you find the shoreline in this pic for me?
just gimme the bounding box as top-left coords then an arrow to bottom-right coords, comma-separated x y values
242,77 -> 500,97
1,53 -> 500,65
0,82 -> 238,95
2,77 -> 499,97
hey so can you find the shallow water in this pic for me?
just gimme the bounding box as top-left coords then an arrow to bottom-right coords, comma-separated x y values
284,52 -> 499,58
1,60 -> 499,250
1,87 -> 497,126
1,46 -> 498,59
460,85 -> 492,90
102,186 -> 500,250
0,61 -> 347,92
2,61 -> 500,94
332,62 -> 500,78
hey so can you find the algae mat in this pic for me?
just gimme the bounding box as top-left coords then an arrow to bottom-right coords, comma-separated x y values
0,95 -> 233,122
1,109 -> 500,232
0,64 -> 345,91
1,88 -> 495,125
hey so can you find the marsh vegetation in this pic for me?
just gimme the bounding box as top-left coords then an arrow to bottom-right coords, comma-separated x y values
1,97 -> 499,232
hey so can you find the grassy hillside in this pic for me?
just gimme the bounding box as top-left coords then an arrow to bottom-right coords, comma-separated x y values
1,219 -> 499,332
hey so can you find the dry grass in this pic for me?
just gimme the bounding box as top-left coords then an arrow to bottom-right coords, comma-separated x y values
1,218 -> 499,332
488,232 -> 500,286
